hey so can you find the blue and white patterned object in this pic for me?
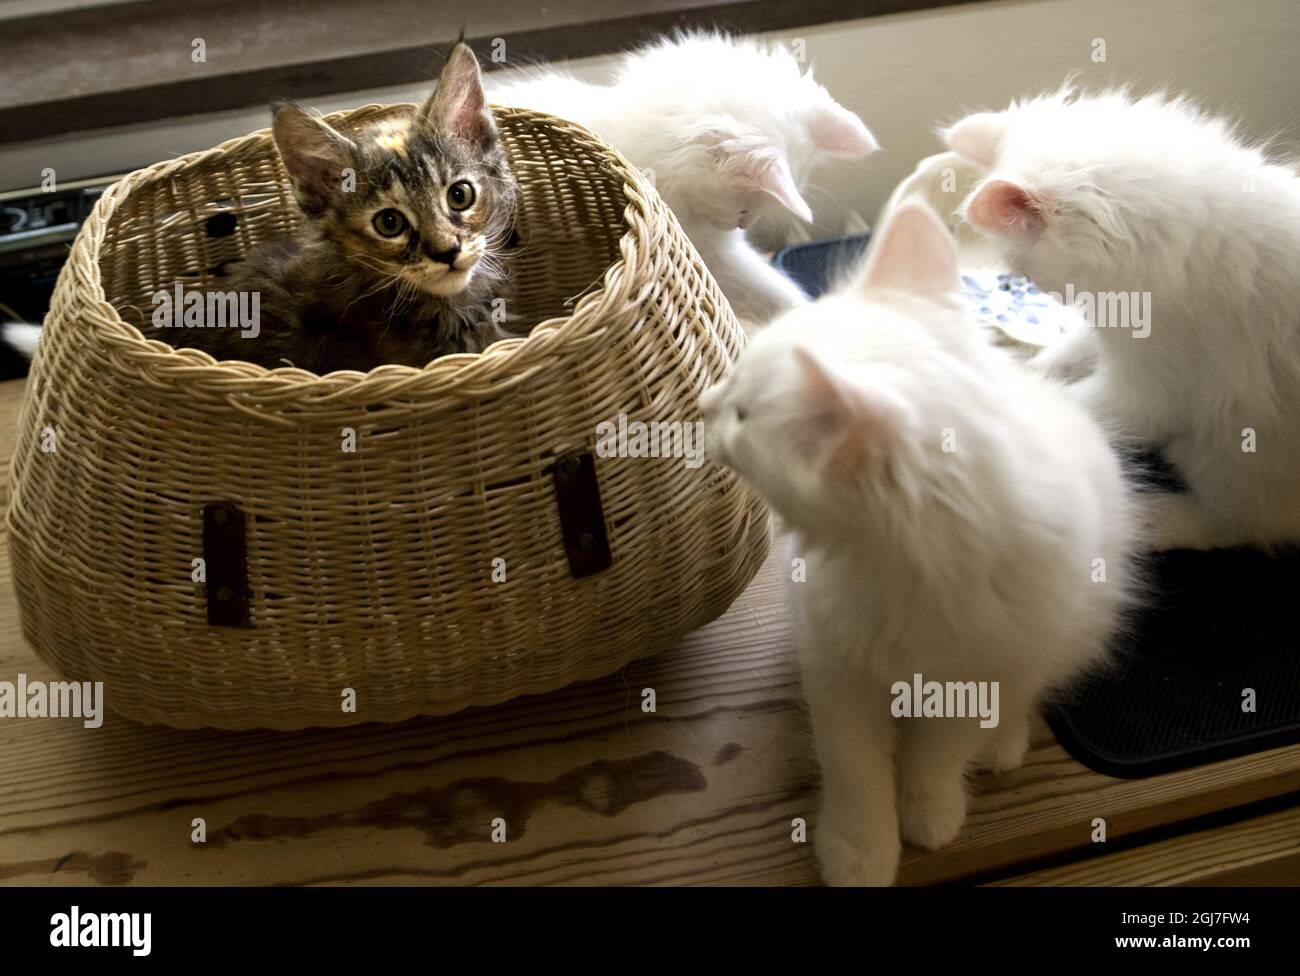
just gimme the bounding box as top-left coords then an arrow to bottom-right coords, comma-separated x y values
960,269 -> 1078,348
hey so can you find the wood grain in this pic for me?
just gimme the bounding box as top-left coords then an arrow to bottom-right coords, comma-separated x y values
991,804 -> 1300,886
0,374 -> 1297,885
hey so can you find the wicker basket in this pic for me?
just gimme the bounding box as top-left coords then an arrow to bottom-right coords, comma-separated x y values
6,104 -> 771,730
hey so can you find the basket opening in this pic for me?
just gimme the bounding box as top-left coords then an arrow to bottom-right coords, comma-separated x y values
95,106 -> 632,374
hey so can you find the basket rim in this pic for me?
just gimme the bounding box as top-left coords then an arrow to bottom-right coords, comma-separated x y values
54,102 -> 678,403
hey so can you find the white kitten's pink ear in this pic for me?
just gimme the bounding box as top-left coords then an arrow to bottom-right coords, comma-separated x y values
808,101 -> 879,158
272,106 -> 357,216
943,111 -> 1008,170
750,153 -> 814,222
855,200 -> 958,297
422,42 -> 498,146
964,179 -> 1048,235
789,347 -> 901,477
696,116 -> 815,223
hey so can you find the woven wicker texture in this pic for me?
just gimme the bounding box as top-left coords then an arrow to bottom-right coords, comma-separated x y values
6,104 -> 771,730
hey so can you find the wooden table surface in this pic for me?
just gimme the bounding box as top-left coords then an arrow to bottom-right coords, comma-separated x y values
1,374 -> 1297,886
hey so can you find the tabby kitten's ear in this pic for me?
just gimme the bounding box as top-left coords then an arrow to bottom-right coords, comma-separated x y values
419,42 -> 497,147
272,106 -> 358,217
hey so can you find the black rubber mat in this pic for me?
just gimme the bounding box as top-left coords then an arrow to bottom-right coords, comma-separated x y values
1045,546 -> 1300,778
773,233 -> 870,299
773,234 -> 1300,779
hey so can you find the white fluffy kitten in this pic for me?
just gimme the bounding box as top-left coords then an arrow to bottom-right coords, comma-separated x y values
1,322 -> 41,358
488,32 -> 877,321
945,88 -> 1300,552
702,201 -> 1138,886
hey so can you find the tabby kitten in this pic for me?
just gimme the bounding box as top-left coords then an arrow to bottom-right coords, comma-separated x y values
171,42 -> 519,374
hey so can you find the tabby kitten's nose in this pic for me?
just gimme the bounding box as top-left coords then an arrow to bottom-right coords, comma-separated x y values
428,244 -> 461,267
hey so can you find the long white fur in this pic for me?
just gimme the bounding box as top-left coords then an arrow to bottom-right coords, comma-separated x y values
1,322 -> 41,358
946,87 -> 1300,551
701,201 -> 1139,885
487,32 -> 878,322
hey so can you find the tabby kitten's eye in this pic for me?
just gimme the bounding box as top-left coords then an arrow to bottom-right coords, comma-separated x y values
447,181 -> 476,211
372,209 -> 408,238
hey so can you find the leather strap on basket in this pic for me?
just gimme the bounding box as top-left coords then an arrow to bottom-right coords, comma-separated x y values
202,501 -> 252,627
551,451 -> 612,579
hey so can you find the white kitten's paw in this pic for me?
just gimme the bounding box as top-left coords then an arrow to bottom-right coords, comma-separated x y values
1030,347 -> 1084,382
974,727 -> 1030,774
898,787 -> 967,850
1028,325 -> 1096,382
815,825 -> 901,887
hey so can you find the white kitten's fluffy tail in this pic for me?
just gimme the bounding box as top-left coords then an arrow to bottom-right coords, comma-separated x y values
2,322 -> 41,359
